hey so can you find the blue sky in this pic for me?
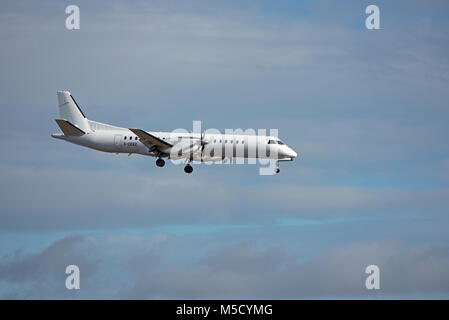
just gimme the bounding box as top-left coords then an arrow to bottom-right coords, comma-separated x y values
0,0 -> 449,299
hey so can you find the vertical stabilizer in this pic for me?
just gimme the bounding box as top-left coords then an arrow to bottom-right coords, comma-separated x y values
57,91 -> 90,132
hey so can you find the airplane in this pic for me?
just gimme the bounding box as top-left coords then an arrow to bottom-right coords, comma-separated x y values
51,91 -> 297,174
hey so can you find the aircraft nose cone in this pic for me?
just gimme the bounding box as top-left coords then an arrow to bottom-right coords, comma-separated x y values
289,149 -> 298,158
281,147 -> 297,159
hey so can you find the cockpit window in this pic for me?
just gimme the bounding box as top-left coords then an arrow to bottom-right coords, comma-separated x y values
268,140 -> 277,144
277,140 -> 285,145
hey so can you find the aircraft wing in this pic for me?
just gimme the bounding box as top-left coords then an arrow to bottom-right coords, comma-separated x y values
129,128 -> 173,150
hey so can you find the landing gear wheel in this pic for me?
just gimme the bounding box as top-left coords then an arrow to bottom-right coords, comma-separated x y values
275,168 -> 280,174
156,158 -> 165,167
184,164 -> 193,174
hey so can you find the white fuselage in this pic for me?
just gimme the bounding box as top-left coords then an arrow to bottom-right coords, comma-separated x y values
52,90 -> 297,173
52,121 -> 297,162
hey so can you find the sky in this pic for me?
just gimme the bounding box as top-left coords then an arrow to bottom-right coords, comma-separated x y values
0,0 -> 449,299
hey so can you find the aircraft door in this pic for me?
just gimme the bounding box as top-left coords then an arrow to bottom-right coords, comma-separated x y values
114,134 -> 123,151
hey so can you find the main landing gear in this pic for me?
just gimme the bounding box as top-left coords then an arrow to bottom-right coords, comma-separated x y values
184,164 -> 193,174
156,157 -> 193,174
156,158 -> 165,167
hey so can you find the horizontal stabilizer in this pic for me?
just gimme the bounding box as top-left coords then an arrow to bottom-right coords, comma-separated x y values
55,119 -> 86,136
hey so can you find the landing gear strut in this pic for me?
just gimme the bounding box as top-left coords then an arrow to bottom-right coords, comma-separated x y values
156,158 -> 165,167
184,164 -> 193,174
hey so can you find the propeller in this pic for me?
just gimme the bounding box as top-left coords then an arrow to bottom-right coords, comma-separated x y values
187,128 -> 208,162
199,130 -> 207,162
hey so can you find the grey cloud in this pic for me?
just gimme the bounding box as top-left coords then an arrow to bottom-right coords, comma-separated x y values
2,163 -> 449,232
0,235 -> 98,298
129,240 -> 449,299
2,235 -> 448,299
1,0 -> 448,112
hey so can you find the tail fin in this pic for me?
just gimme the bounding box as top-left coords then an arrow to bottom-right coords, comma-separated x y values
57,91 -> 90,132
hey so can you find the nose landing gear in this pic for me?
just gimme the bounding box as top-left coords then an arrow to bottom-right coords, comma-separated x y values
274,160 -> 280,174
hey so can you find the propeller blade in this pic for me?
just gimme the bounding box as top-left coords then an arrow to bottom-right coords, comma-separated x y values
201,130 -> 205,161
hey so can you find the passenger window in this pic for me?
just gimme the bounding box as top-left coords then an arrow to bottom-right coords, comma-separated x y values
135,137 -> 138,140
124,136 -> 127,140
